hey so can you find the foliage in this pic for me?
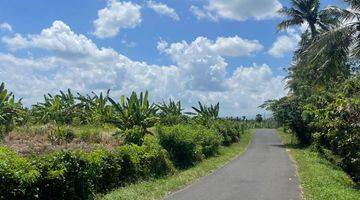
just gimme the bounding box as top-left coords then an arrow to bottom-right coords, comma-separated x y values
0,135 -> 174,199
191,102 -> 219,119
157,99 -> 182,117
100,130 -> 253,200
302,75 -> 360,181
157,124 -> 222,168
267,0 -> 360,182
157,100 -> 186,126
0,82 -> 24,136
76,90 -> 113,125
211,120 -> 242,146
0,146 -> 39,199
116,126 -> 147,145
32,89 -> 77,125
108,91 -> 159,132
278,129 -> 360,200
277,0 -> 339,38
255,114 -> 263,123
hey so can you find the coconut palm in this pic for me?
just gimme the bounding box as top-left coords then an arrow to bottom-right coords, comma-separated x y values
307,0 -> 360,59
278,0 -> 339,38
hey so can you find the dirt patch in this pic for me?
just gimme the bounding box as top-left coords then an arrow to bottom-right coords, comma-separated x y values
2,124 -> 122,156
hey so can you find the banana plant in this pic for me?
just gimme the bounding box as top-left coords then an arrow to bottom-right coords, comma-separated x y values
76,90 -> 113,124
190,101 -> 220,120
108,91 -> 159,131
32,89 -> 77,124
0,82 -> 23,134
157,99 -> 183,117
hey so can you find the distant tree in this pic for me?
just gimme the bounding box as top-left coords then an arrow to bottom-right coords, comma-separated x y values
255,114 -> 263,123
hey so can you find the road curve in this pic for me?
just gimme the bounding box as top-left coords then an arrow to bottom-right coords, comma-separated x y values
164,129 -> 301,200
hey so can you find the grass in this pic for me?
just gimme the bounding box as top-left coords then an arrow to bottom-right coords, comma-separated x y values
277,128 -> 360,200
98,130 -> 254,200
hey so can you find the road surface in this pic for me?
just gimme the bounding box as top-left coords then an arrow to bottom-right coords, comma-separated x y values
164,129 -> 301,200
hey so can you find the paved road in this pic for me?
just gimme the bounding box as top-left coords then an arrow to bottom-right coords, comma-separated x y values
164,129 -> 301,200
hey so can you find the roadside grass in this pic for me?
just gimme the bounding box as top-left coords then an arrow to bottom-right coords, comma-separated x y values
277,129 -> 360,200
98,130 -> 254,200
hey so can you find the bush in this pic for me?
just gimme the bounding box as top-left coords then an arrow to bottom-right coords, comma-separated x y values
0,147 -> 39,199
211,120 -> 241,146
157,124 -> 221,168
115,126 -> 146,145
0,134 -> 174,199
116,135 -> 174,182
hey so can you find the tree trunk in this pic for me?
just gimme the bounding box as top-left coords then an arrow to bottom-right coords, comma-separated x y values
309,23 -> 317,39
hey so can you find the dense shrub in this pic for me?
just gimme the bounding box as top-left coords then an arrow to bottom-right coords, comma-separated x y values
115,126 -> 146,145
0,147 -> 39,199
117,135 -> 174,182
0,135 -> 174,199
303,76 -> 360,182
211,120 -> 242,146
157,124 -> 221,168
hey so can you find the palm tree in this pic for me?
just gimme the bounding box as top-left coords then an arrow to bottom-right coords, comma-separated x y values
278,0 -> 339,38
308,0 -> 360,59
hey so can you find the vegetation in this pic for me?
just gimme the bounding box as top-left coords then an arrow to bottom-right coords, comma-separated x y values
263,0 -> 360,183
99,130 -> 253,200
277,129 -> 360,200
0,82 -> 267,199
0,83 -> 23,137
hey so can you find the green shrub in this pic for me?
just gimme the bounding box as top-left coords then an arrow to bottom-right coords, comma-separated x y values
0,147 -> 39,199
157,124 -> 221,168
35,151 -> 95,200
211,120 -> 241,146
116,126 -> 146,145
116,135 -> 174,182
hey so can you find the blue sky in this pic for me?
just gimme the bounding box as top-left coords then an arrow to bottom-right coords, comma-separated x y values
0,0 -> 346,117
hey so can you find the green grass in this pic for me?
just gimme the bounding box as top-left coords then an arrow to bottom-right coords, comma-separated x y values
277,129 -> 360,200
98,130 -> 254,200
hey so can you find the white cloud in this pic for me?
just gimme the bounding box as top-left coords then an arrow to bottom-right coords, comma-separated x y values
268,29 -> 301,58
0,22 -> 13,32
93,0 -> 141,38
0,21 -> 286,117
190,0 -> 282,21
147,1 -> 179,21
158,36 -> 263,91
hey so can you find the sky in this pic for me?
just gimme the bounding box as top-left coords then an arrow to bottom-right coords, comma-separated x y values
0,0 -> 346,117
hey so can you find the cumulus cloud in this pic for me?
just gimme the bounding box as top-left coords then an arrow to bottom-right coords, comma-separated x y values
93,0 -> 141,38
268,29 -> 301,58
0,22 -> 12,32
190,0 -> 282,21
147,1 -> 179,21
158,36 -> 263,91
0,21 -> 286,117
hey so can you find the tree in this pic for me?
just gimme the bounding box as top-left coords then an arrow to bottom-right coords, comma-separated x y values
305,0 -> 360,62
278,0 -> 339,38
255,114 -> 263,123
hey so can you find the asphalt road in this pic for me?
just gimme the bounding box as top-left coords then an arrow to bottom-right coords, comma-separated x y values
164,129 -> 301,200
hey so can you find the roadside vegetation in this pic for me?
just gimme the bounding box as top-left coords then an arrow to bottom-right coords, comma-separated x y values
262,0 -> 359,187
100,130 -> 253,200
278,129 -> 360,200
0,82 -> 270,199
